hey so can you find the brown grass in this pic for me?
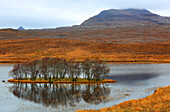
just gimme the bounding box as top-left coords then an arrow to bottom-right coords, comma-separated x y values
0,25 -> 170,44
0,25 -> 169,63
7,78 -> 116,84
77,86 -> 170,112
0,38 -> 169,63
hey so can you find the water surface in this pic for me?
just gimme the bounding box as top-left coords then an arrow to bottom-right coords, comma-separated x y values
0,64 -> 170,112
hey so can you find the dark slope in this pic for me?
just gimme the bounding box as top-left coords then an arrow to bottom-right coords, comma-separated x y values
81,9 -> 170,27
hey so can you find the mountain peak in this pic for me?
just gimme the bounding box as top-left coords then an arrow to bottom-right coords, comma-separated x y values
81,8 -> 170,27
18,26 -> 25,30
124,8 -> 149,11
124,8 -> 152,15
96,8 -> 153,17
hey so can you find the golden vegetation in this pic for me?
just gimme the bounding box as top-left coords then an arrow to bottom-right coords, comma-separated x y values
0,25 -> 169,63
7,78 -> 116,84
77,86 -> 170,112
0,38 -> 169,63
0,25 -> 170,44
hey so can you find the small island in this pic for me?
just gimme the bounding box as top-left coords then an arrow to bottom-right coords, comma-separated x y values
8,57 -> 116,84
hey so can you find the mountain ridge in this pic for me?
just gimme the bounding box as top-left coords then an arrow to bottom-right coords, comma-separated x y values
81,8 -> 170,27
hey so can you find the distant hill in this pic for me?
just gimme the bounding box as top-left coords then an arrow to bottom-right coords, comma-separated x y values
0,8 -> 169,43
18,26 -> 25,30
81,9 -> 170,27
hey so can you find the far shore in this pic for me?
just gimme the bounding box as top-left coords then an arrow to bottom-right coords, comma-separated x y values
1,60 -> 170,64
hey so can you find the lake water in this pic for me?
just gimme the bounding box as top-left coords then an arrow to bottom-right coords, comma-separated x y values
0,64 -> 170,112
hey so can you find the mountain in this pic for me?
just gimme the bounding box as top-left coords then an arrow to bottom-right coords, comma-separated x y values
18,26 -> 25,30
81,9 -> 170,27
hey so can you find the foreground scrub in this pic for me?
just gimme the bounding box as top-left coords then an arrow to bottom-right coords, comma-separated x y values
77,86 -> 170,112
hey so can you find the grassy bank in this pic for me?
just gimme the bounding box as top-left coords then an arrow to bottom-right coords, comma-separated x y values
77,86 -> 170,112
7,78 -> 116,84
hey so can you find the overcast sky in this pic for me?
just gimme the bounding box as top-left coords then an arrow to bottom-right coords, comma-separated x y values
0,0 -> 170,29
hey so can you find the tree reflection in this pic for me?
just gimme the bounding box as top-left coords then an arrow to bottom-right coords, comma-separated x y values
9,83 -> 110,108
82,84 -> 110,105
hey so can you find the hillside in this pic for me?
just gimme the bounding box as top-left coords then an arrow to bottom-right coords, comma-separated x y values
0,9 -> 170,43
0,38 -> 169,63
0,9 -> 170,63
0,25 -> 170,44
81,9 -> 170,27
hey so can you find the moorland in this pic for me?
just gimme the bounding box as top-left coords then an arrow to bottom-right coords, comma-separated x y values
0,25 -> 170,63
1,8 -> 170,112
0,9 -> 170,63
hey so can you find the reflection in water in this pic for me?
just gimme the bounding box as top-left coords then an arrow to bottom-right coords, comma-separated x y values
2,64 -> 170,112
108,73 -> 158,83
9,83 -> 110,108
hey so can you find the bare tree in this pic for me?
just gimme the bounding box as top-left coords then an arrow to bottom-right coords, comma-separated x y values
82,59 -> 94,81
9,57 -> 110,81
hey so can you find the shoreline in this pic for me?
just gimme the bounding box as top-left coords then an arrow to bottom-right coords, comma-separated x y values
7,79 -> 116,84
1,60 -> 170,64
77,86 -> 170,112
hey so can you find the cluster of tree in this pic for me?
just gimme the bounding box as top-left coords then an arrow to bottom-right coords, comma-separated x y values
10,83 -> 110,108
9,57 -> 110,81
